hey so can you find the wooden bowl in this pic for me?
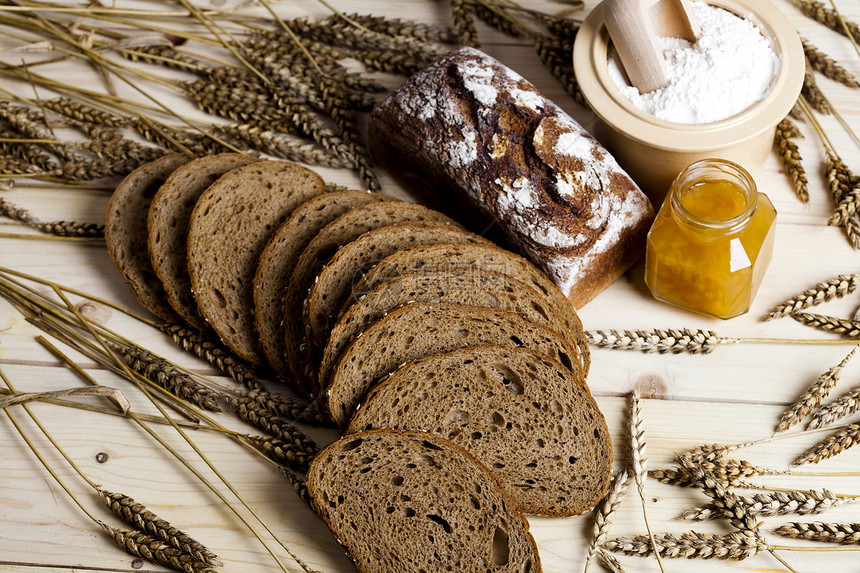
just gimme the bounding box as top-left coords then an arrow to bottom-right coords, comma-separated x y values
572,0 -> 804,204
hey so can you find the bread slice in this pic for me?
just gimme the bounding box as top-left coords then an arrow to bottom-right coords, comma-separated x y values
325,302 -> 586,427
318,270 -> 582,386
284,201 -> 457,397
187,160 -> 325,364
254,190 -> 398,383
105,153 -> 191,321
347,345 -> 612,517
148,153 -> 261,332
347,242 -> 590,373
307,429 -> 542,573
304,221 -> 492,349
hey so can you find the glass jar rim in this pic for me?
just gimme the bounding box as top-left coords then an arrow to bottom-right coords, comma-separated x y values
669,158 -> 758,232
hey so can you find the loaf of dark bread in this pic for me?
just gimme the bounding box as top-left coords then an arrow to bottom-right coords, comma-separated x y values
307,429 -> 542,573
284,201 -> 458,397
325,302 -> 586,427
348,345 -> 612,517
304,221 -> 492,349
105,153 -> 190,321
148,153 -> 260,332
319,270 -> 586,387
187,160 -> 325,364
254,190 -> 397,383
368,47 -> 655,308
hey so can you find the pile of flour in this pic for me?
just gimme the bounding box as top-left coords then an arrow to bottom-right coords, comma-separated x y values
607,1 -> 779,124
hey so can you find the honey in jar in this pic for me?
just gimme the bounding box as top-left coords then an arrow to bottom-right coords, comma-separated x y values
645,159 -> 776,319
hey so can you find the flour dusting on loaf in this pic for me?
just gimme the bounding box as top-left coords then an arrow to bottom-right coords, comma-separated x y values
369,47 -> 655,307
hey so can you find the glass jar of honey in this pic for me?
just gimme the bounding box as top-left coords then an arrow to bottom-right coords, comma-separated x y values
645,159 -> 776,319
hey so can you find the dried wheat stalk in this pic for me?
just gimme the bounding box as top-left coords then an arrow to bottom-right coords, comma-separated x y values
792,312 -> 860,338
604,531 -> 767,560
775,521 -> 860,544
802,38 -> 860,88
584,469 -> 631,572
157,322 -> 262,391
793,423 -> 860,466
111,342 -> 222,412
801,59 -> 832,114
764,274 -> 860,320
228,396 -> 320,462
776,345 -> 859,433
244,434 -> 315,471
794,0 -> 860,44
809,384 -> 860,429
650,458 -> 785,489
596,548 -> 625,572
774,117 -> 809,203
587,329 -> 733,354
534,37 -> 588,109
682,489 -> 857,520
98,489 -> 221,567
451,0 -> 480,47
101,522 -> 217,573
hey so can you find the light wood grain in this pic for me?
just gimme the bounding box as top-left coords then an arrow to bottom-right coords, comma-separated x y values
2,0 -> 860,571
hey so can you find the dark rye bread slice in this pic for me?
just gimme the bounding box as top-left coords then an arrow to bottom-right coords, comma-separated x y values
347,345 -> 612,517
187,160 -> 325,364
254,190 -> 399,383
148,153 -> 261,332
348,242 -> 590,374
318,270 -> 581,386
105,153 -> 191,321
284,201 -> 458,397
304,221 -> 492,348
325,302 -> 586,427
307,429 -> 542,573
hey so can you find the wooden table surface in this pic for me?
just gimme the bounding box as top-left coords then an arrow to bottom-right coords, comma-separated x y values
1,1 -> 859,571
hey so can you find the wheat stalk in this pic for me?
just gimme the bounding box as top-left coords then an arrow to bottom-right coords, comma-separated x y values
776,345 -> 859,433
774,117 -> 809,203
775,522 -> 860,544
793,0 -> 860,45
765,274 -> 860,320
584,469 -> 631,573
793,423 -> 860,466
100,523 -> 218,573
801,38 -> 860,88
628,390 -> 665,572
98,489 -> 221,567
792,312 -> 860,338
604,531 -> 767,560
809,385 -> 860,429
682,489 -> 858,520
596,548 -> 625,572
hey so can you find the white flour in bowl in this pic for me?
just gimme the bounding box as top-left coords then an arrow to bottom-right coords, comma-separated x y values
607,1 -> 779,124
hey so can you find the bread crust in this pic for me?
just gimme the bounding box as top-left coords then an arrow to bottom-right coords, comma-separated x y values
105,153 -> 190,321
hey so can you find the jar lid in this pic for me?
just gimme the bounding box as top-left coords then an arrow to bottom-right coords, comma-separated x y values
572,0 -> 805,153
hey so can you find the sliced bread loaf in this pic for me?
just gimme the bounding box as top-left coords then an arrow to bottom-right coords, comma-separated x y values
347,345 -> 612,516
348,242 -> 590,373
105,153 -> 190,321
148,153 -> 261,332
284,201 -> 458,397
318,270 -> 581,386
187,160 -> 326,364
254,190 -> 398,383
307,429 -> 542,573
304,221 -> 492,349
325,302 -> 586,427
